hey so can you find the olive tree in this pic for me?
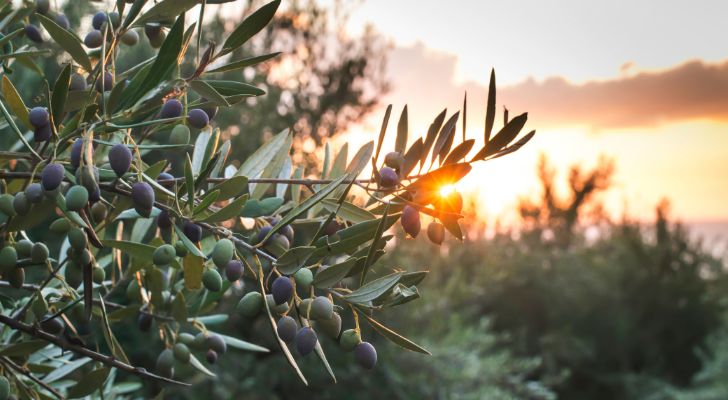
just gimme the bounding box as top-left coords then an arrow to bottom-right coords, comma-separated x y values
0,0 -> 535,398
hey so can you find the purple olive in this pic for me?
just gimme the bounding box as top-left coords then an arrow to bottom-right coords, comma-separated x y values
131,182 -> 154,217
69,74 -> 87,91
427,221 -> 445,245
271,276 -> 293,305
276,316 -> 297,342
401,205 -> 421,238
206,333 -> 227,354
29,107 -> 49,128
187,109 -> 209,129
225,260 -> 244,282
295,327 -> 318,356
205,349 -> 218,364
256,225 -> 273,245
160,99 -> 183,119
25,25 -> 43,43
34,123 -> 52,142
354,342 -> 377,369
379,167 -> 399,188
183,221 -> 202,242
108,144 -> 132,177
41,163 -> 65,191
92,12 -> 107,30
95,71 -> 114,92
54,14 -> 70,30
84,30 -> 103,48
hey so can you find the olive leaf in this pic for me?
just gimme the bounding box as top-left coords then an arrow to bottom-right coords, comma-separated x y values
274,246 -> 316,275
207,52 -> 281,73
220,0 -> 281,55
36,14 -> 92,72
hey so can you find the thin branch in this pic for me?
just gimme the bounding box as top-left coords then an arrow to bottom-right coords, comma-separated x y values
0,314 -> 190,387
0,356 -> 64,399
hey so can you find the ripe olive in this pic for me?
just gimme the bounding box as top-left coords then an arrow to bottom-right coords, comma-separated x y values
131,182 -> 154,217
225,260 -> 243,282
41,163 -> 65,191
271,276 -> 293,305
354,341 -> 377,369
378,166 -> 399,188
401,205 -> 421,238
160,99 -> 183,119
295,327 -> 318,356
276,316 -> 297,342
187,109 -> 209,129
108,144 -> 132,177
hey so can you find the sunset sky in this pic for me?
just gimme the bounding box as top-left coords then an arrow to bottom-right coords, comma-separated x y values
335,0 -> 728,230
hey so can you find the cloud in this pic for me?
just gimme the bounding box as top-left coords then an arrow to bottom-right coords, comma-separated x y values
386,43 -> 728,130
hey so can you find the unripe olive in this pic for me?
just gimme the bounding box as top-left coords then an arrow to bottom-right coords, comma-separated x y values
174,241 -> 187,257
95,71 -> 114,92
0,376 -> 8,400
25,25 -> 43,43
173,342 -> 190,363
384,151 -> 404,169
211,239 -> 234,268
137,312 -> 152,332
69,74 -> 87,91
29,107 -> 49,128
54,14 -> 70,30
68,227 -> 87,250
293,268 -> 313,293
202,268 -> 222,292
131,182 -> 154,217
92,266 -> 105,284
92,12 -> 107,30
91,202 -> 107,223
126,279 -> 141,303
65,185 -> 89,212
295,327 -> 318,356
182,221 -> 202,242
40,317 -> 64,335
317,312 -> 341,339
225,260 -> 243,282
276,316 -> 297,342
266,294 -> 289,314
205,349 -> 218,364
34,123 -> 52,142
177,332 -> 195,345
378,166 -> 399,188
187,109 -> 209,129
156,348 -> 175,378
84,30 -> 103,48
35,0 -> 50,14
0,246 -> 18,274
15,240 -> 33,258
120,29 -> 139,46
310,296 -> 333,321
24,183 -> 43,203
354,341 -> 377,369
427,221 -> 445,245
65,263 -> 82,288
206,333 -> 226,354
9,269 -> 24,290
108,144 -> 132,177
237,292 -> 263,318
0,194 -> 15,216
401,205 -> 421,238
271,276 -> 293,305
339,329 -> 361,352
170,124 -> 190,145
160,99 -> 183,119
153,244 -> 176,266
41,163 -> 65,191
30,243 -> 49,264
192,332 -> 207,350
13,192 -> 30,215
78,248 -> 93,266
49,218 -> 70,234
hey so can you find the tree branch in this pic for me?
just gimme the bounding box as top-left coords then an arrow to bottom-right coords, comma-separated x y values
0,314 -> 190,387
0,355 -> 64,399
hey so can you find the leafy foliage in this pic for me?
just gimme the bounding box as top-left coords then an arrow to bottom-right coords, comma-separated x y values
0,0 -> 535,397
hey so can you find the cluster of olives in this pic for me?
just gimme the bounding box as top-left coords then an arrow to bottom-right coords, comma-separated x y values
0,237 -> 49,289
23,0 -> 68,44
236,275 -> 377,369
159,98 -> 214,144
156,332 -> 227,378
254,220 -> 294,257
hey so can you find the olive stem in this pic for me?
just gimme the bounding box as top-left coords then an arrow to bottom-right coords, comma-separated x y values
0,355 -> 64,399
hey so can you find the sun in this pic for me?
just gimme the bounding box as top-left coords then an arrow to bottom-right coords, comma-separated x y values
439,184 -> 456,197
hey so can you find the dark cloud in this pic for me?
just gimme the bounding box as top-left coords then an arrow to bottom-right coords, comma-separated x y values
388,43 -> 728,130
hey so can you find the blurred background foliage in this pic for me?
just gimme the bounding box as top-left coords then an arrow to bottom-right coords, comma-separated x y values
6,1 -> 727,399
